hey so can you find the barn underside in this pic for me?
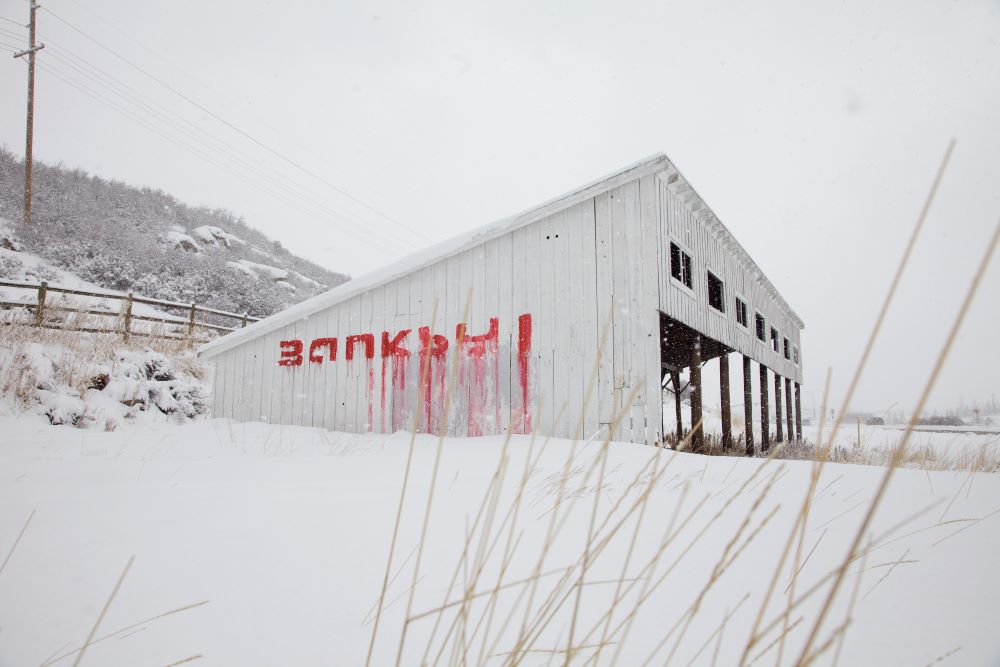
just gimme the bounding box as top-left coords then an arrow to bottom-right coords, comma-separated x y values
658,312 -> 802,453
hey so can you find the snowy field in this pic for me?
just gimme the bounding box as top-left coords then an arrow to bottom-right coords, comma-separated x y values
665,393 -> 1000,471
2,417 -> 999,666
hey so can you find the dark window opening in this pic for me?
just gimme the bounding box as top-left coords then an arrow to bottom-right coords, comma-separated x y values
771,327 -> 779,353
755,313 -> 765,341
735,298 -> 748,327
783,337 -> 790,360
669,242 -> 692,289
707,272 -> 724,312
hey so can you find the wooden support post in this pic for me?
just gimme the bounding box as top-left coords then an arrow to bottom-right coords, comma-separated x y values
187,302 -> 196,342
719,353 -> 732,451
241,312 -> 249,328
35,279 -> 46,327
795,382 -> 802,442
784,377 -> 794,444
759,363 -> 770,452
689,336 -> 703,452
671,370 -> 683,441
774,372 -> 784,442
122,292 -> 133,342
743,355 -> 754,456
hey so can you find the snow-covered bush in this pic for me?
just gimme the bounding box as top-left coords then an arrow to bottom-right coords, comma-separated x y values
0,322 -> 210,428
0,254 -> 23,279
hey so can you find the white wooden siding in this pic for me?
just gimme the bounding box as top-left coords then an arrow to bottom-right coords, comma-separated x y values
210,160 -> 802,446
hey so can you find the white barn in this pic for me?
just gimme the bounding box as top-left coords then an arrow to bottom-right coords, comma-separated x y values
198,154 -> 804,450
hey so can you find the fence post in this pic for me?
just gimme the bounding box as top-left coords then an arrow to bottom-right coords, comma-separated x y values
35,280 -> 47,327
123,292 -> 133,342
187,303 -> 196,342
241,312 -> 248,328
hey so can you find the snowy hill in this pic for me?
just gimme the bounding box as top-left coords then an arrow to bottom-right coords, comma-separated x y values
0,148 -> 349,317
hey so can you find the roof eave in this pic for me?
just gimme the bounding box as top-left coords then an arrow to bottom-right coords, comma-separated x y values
198,153 -> 672,359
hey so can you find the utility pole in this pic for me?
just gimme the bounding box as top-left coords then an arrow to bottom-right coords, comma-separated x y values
13,1 -> 44,225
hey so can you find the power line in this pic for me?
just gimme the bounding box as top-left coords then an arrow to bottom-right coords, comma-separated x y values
54,0 -> 387,228
36,41 -> 415,254
0,15 -> 24,27
35,58 -> 416,254
0,25 -> 25,40
14,19 -> 411,252
59,0 -> 221,105
41,6 -> 430,244
35,58 -> 415,254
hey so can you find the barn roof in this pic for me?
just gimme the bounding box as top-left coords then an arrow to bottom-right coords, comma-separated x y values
199,153 -> 803,359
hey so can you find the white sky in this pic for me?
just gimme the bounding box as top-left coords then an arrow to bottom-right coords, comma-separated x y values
1,0 -> 998,415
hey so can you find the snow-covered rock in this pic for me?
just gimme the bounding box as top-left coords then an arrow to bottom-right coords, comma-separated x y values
162,230 -> 200,253
0,217 -> 21,251
192,225 -> 242,247
236,259 -> 289,281
226,260 -> 257,277
290,269 -> 323,289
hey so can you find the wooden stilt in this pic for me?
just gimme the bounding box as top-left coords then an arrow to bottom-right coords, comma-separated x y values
795,382 -> 802,442
743,355 -> 754,456
759,363 -> 770,452
774,373 -> 784,442
720,353 -> 732,451
690,336 -> 703,452
672,371 -> 684,441
784,377 -> 794,444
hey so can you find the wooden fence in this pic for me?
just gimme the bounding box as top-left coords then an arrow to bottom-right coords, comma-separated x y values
0,279 -> 260,343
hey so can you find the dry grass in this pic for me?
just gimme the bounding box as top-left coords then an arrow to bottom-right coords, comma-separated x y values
772,437 -> 1000,473
2,141 -> 996,666
361,140 -> 1000,666
665,429 -> 1000,473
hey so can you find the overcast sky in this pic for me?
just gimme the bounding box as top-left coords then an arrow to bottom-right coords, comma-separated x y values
1,0 -> 998,415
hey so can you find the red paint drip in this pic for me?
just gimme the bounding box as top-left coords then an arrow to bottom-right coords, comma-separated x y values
367,359 -> 375,432
516,314 -> 532,433
380,357 -> 387,433
419,326 -> 448,433
456,318 -> 498,437
382,330 -> 411,431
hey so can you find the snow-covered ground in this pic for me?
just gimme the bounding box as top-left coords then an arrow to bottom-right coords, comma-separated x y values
664,388 -> 999,470
1,417 -> 999,666
2,295 -> 998,665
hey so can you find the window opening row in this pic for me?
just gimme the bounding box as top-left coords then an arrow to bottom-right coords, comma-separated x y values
669,239 -> 798,366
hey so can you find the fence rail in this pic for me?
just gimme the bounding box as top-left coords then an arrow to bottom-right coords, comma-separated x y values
0,279 -> 261,343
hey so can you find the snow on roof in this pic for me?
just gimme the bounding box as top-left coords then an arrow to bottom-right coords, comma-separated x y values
199,153 -> 802,359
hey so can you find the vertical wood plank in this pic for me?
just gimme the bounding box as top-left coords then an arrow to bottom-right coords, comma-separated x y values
594,191 -> 614,433
497,231 -> 513,433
